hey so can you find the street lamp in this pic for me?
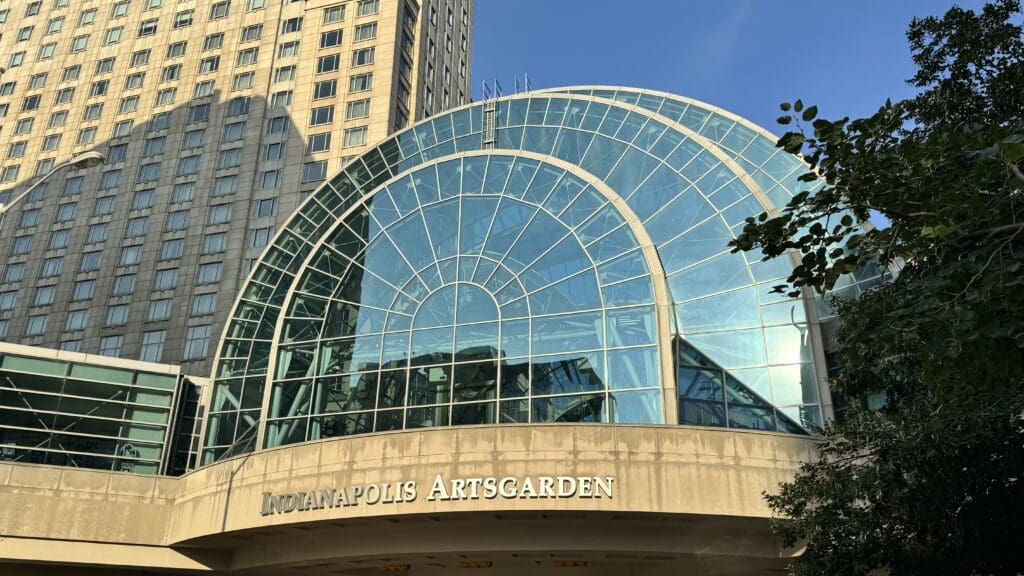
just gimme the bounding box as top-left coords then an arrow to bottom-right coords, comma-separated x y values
0,151 -> 106,221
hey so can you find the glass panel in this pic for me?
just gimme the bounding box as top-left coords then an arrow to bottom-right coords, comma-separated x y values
609,389 -> 661,423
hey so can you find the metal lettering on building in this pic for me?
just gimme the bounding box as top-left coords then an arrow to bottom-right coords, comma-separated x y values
259,474 -> 614,516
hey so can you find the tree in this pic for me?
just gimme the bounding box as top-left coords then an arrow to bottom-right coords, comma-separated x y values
729,2 -> 1024,574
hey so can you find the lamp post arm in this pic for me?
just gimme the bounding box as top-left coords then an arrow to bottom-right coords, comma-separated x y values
0,159 -> 75,219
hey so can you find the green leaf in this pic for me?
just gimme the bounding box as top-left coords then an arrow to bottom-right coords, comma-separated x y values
780,102 -> 792,111
802,105 -> 818,121
920,224 -> 956,238
1000,142 -> 1024,162
794,99 -> 804,113
777,115 -> 793,125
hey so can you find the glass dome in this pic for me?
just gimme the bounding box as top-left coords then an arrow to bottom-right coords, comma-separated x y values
200,87 -> 877,465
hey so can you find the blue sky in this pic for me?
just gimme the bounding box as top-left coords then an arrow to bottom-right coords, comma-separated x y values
471,0 -> 988,135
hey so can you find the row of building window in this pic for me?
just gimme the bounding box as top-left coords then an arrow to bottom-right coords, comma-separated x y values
0,316 -> 209,363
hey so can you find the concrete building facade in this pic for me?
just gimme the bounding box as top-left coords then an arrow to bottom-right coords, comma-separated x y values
0,0 -> 472,374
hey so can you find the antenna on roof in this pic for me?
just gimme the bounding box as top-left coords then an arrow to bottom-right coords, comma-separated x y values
481,80 -> 491,100
494,79 -> 504,98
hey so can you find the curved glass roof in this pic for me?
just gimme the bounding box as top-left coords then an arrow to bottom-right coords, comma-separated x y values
201,87 -> 844,465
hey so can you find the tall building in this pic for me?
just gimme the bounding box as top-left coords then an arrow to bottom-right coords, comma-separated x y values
0,86 -> 885,576
0,0 -> 473,375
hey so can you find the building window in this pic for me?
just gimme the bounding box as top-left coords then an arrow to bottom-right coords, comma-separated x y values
303,161 -> 328,182
197,263 -> 223,285
317,54 -> 340,74
343,126 -> 369,147
79,251 -> 102,272
49,111 -> 68,128
310,106 -> 335,126
32,285 -> 54,307
188,104 -> 211,123
198,56 -> 220,74
94,196 -> 116,216
72,280 -> 96,301
194,80 -> 216,98
313,79 -> 337,100
106,305 -> 129,327
0,292 -> 16,311
247,0 -> 267,11
150,113 -> 171,131
320,30 -> 342,48
210,1 -> 230,20
261,170 -> 281,189
86,223 -> 107,243
112,119 -> 134,137
99,335 -> 123,357
160,239 -> 184,260
105,144 -> 127,164
271,91 -> 293,108
167,41 -> 187,58
279,41 -> 300,58
323,5 -> 345,24
153,269 -> 178,290
147,299 -> 172,321
203,232 -> 228,254
354,22 -> 378,41
217,149 -> 242,169
274,66 -> 297,83
204,33 -> 225,51
112,274 -> 136,296
25,315 -> 48,337
124,73 -> 145,90
144,137 -> 166,156
10,235 -> 32,255
124,214 -> 149,236
213,176 -> 237,196
47,17 -> 65,35
349,73 -> 373,93
307,133 -> 332,153
208,204 -> 233,224
168,186 -> 195,207
352,47 -> 375,67
240,24 -> 262,42
233,72 -> 255,91
227,97 -> 251,116
89,80 -> 109,98
281,17 -> 303,34
190,294 -> 217,316
173,9 -> 194,29
64,309 -> 88,331
79,8 -> 97,25
131,189 -> 155,210
40,257 -> 64,278
119,245 -> 142,266
140,331 -> 167,362
49,229 -> 70,250
139,19 -> 158,36
237,47 -> 259,66
2,262 -> 24,283
263,142 -> 285,161
104,26 -> 124,44
55,202 -> 78,222
23,95 -> 42,111
183,129 -> 205,150
162,65 -> 182,83
83,103 -> 103,121
99,169 -> 121,189
119,95 -> 140,114
177,156 -> 201,176
183,325 -> 212,360
70,35 -> 89,52
166,210 -> 189,231
136,162 -> 160,184
357,0 -> 379,17
223,121 -> 247,142
253,198 -> 278,218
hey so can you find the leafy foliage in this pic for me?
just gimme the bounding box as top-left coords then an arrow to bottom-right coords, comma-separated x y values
729,2 -> 1024,574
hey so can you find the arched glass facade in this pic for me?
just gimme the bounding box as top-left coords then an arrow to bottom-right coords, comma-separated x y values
201,87 -> 876,465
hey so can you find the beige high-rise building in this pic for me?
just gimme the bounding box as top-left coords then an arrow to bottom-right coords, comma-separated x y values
0,0 -> 473,374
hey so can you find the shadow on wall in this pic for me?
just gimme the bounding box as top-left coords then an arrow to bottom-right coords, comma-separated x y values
0,90 -> 307,372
